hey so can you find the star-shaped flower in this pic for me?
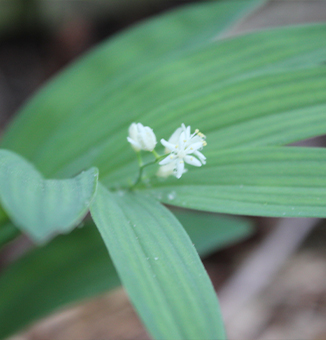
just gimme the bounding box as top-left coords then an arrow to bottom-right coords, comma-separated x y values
158,124 -> 207,179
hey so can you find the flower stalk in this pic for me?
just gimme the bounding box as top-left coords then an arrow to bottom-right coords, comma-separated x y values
130,154 -> 166,189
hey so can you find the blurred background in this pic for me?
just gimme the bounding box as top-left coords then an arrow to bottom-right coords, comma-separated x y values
1,1 -> 326,339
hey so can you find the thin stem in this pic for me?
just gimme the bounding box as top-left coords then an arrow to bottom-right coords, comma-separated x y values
130,153 -> 166,189
136,151 -> 143,167
152,149 -> 160,160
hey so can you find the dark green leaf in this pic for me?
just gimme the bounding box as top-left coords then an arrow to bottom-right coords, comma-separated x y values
0,222 -> 19,248
0,221 -> 120,339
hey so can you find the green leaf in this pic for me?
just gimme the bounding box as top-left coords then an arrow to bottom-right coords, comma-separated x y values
1,0 -> 268,176
0,207 -> 18,249
0,210 -> 249,339
145,147 -> 326,217
0,204 -> 18,251
90,184 -> 226,340
173,208 -> 253,257
0,222 -> 19,249
0,4 -> 325,193
205,102 -> 326,150
0,205 -> 7,224
3,22 -> 324,186
0,149 -> 98,243
0,221 -> 120,340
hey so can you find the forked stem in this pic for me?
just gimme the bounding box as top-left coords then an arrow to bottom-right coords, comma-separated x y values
130,152 -> 166,189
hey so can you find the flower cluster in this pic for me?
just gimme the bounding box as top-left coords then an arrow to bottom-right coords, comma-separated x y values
127,122 -> 206,180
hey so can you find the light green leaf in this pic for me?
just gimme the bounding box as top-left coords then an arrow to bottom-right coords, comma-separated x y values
144,147 -> 326,218
0,221 -> 120,340
0,149 -> 98,243
90,184 -> 226,340
0,210 -> 250,339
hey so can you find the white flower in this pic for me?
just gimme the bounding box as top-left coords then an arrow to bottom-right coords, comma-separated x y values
157,162 -> 188,178
158,123 -> 207,179
163,125 -> 183,153
127,123 -> 157,152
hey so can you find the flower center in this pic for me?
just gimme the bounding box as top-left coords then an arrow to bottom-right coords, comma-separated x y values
177,150 -> 186,159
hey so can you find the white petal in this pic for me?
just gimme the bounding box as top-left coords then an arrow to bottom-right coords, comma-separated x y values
193,150 -> 206,164
185,142 -> 203,153
128,123 -> 138,141
127,137 -> 141,151
179,131 -> 187,148
157,162 -> 175,178
186,125 -> 191,139
184,155 -> 202,167
142,126 -> 157,151
167,127 -> 182,145
161,139 -> 177,152
173,167 -> 188,178
189,135 -> 202,144
159,154 -> 176,165
137,123 -> 146,146
137,122 -> 145,132
176,160 -> 185,179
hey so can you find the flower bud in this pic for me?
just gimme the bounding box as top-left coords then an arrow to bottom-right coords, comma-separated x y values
127,123 -> 157,152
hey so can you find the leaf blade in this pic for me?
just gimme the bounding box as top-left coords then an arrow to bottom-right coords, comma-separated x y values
1,0 -> 265,160
90,184 -> 226,340
0,221 -> 120,339
11,23 -> 325,184
144,147 -> 326,217
0,149 -> 98,242
0,210 -> 249,339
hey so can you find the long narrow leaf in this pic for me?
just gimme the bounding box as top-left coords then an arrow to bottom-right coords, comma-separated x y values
0,210 -> 251,339
2,23 -> 323,184
91,184 -> 226,340
144,147 -> 326,217
1,0 -> 265,160
34,26 -> 326,180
